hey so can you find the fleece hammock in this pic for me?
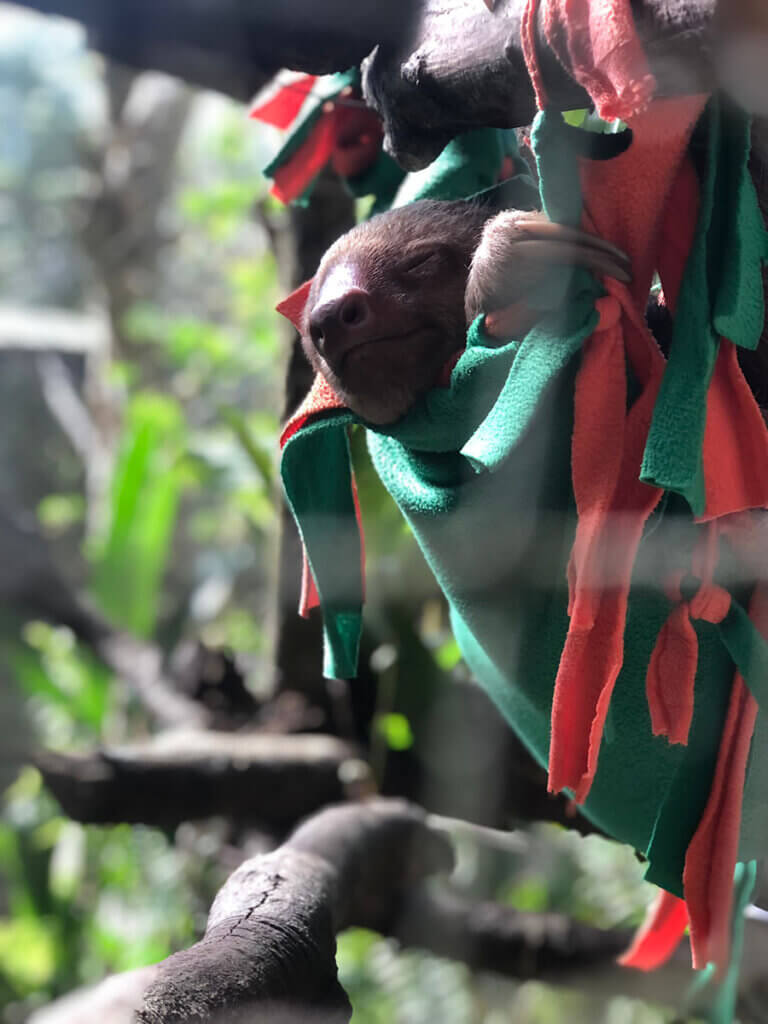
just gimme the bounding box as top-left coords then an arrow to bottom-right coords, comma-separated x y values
279,1 -> 768,1009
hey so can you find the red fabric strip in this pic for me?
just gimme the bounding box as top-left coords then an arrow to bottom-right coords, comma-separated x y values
547,100 -> 706,801
619,889 -> 689,970
646,531 -> 732,747
298,464 -> 365,616
281,375 -> 364,623
299,550 -> 320,617
276,278 -> 313,333
564,308 -> 626,628
700,341 -> 768,522
559,0 -> 656,122
549,281 -> 666,801
271,111 -> 338,204
682,584 -> 768,971
522,0 -> 656,123
521,0 -> 548,109
280,373 -> 348,448
250,75 -> 317,129
646,602 -> 699,745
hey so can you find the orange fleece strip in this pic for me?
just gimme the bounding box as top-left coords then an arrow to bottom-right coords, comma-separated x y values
271,112 -> 338,204
646,572 -> 732,747
522,0 -> 656,120
547,98 -> 705,800
619,889 -> 689,970
250,75 -> 318,130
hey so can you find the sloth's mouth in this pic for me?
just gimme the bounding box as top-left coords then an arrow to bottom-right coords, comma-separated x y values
328,327 -> 438,372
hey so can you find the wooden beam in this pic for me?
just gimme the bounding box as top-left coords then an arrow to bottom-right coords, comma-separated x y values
363,0 -> 717,170
8,0 -> 421,100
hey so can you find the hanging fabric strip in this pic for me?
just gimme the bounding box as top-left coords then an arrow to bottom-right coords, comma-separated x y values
619,888 -> 688,970
250,74 -> 318,130
646,523 -> 731,746
521,0 -> 656,121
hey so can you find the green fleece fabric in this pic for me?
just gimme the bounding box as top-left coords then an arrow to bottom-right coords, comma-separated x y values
641,98 -> 768,514
393,126 -> 512,207
281,309 -> 754,895
364,319 -> 742,897
280,107 -> 768,899
740,707 -> 768,861
281,413 -> 359,679
281,126 -> 528,675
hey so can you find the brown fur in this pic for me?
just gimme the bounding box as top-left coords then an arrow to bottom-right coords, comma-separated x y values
301,199 -> 767,425
302,201 -> 490,424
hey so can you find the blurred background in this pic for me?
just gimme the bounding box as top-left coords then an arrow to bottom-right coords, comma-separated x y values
0,4 -> 690,1022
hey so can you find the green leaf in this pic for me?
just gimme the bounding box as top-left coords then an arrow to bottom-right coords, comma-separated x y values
89,392 -> 185,636
500,875 -> 550,913
562,109 -> 587,128
11,630 -> 110,733
221,408 -> 274,488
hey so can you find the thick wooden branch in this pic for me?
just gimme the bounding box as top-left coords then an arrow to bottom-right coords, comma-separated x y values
362,0 -> 716,170
9,0 -> 420,99
35,731 -> 361,829
12,1 -> 718,157
34,682 -> 593,836
136,801 -> 451,1023
30,800 -> 768,1024
134,800 -> 630,1024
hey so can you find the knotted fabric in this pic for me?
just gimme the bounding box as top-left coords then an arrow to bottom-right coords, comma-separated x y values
646,526 -> 732,747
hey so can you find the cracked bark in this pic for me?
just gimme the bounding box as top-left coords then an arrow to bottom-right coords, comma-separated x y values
134,800 -> 626,1024
31,800 -> 768,1024
135,801 -> 451,1023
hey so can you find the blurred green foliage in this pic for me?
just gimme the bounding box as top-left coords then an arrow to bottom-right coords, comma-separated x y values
89,393 -> 187,637
0,14 -> 278,1018
337,928 -> 675,1023
0,768 -> 219,1015
13,623 -> 111,739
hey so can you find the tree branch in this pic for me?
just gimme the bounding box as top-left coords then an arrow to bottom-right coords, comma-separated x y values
33,679 -> 595,836
11,1 -> 719,163
135,800 -> 450,1023
35,732 -> 363,829
8,0 -> 420,98
363,0 -> 716,170
29,800 -> 768,1024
